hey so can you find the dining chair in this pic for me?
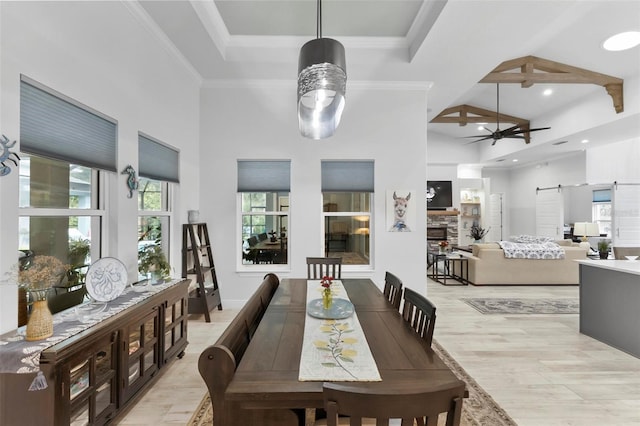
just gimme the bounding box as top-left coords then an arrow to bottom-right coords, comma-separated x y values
401,288 -> 437,348
320,380 -> 465,426
612,246 -> 640,260
383,271 -> 403,310
307,257 -> 342,279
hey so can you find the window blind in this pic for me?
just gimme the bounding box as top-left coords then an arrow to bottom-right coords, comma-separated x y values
592,189 -> 611,202
237,160 -> 291,192
19,76 -> 117,172
321,160 -> 374,192
138,133 -> 180,183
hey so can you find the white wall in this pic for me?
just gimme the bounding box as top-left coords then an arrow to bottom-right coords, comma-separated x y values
0,2 -> 200,333
587,138 -> 640,183
502,153 -> 587,235
200,84 -> 428,305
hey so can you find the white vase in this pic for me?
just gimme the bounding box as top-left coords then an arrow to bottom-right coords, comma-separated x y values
188,210 -> 199,223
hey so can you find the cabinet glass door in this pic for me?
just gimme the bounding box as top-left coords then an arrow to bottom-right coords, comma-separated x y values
122,309 -> 159,404
66,332 -> 117,425
163,294 -> 188,363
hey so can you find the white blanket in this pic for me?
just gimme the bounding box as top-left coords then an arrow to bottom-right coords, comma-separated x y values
498,241 -> 565,259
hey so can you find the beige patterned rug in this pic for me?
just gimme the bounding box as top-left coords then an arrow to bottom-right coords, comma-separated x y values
187,340 -> 517,426
463,298 -> 579,315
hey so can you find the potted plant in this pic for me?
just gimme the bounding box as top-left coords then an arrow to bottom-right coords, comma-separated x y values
138,243 -> 171,283
68,238 -> 90,267
597,239 -> 611,259
468,224 -> 489,242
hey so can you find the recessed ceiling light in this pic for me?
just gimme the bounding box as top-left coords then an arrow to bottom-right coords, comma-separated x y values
477,125 -> 484,131
603,31 -> 640,51
543,88 -> 553,96
581,139 -> 589,144
512,159 -> 518,162
552,140 -> 568,146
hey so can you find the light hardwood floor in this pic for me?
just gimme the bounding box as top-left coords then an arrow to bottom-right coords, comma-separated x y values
117,279 -> 640,426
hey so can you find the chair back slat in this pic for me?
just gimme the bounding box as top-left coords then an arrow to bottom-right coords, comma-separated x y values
306,256 -> 342,279
323,380 -> 465,426
401,288 -> 437,348
383,271 -> 403,310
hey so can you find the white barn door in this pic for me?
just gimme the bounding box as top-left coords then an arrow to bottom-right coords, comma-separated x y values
488,193 -> 503,241
613,184 -> 640,246
536,189 -> 564,239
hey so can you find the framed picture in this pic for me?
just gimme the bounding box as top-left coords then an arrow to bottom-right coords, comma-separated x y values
387,189 -> 415,232
426,180 -> 453,210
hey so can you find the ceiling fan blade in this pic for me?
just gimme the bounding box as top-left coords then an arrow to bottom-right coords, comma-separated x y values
502,124 -> 520,133
483,126 -> 494,133
465,136 -> 495,144
462,134 -> 495,139
505,126 -> 551,136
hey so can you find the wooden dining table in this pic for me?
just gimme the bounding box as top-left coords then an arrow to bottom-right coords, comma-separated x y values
223,278 -> 462,425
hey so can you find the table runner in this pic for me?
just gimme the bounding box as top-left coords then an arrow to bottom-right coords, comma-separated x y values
0,279 -> 183,375
298,280 -> 381,382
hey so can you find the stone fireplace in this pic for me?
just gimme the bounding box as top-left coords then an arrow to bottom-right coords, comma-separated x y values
426,210 -> 459,252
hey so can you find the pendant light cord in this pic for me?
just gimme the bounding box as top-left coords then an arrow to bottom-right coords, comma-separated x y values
316,0 -> 322,39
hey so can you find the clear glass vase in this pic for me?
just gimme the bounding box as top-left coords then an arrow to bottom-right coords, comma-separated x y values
322,289 -> 333,310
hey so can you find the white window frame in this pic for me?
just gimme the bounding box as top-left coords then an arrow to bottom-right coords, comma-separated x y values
237,192 -> 290,272
19,162 -> 108,261
321,194 -> 373,272
138,179 -> 173,269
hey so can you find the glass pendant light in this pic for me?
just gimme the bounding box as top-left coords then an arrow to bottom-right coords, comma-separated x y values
297,0 -> 346,139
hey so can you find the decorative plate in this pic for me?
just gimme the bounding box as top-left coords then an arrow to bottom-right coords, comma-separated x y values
307,298 -> 354,320
85,257 -> 128,302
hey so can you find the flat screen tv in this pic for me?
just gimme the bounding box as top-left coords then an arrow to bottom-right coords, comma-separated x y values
426,180 -> 453,210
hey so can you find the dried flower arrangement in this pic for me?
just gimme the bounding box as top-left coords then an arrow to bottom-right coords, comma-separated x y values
19,255 -> 69,291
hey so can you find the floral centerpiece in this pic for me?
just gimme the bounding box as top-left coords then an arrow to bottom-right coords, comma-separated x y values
321,275 -> 334,309
438,240 -> 449,253
468,224 -> 490,242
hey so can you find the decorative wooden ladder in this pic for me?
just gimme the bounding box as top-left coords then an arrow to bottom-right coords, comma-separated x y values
181,223 -> 222,322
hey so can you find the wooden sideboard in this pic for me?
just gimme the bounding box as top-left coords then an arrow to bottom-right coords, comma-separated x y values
0,279 -> 189,425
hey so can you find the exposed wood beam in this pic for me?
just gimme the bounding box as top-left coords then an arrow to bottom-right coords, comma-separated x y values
479,55 -> 624,113
430,104 -> 533,144
431,105 -> 528,126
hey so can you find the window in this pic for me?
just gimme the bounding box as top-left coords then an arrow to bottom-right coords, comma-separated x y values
137,133 -> 177,279
19,156 -> 103,273
238,161 -> 290,266
592,189 -> 612,237
321,161 -> 374,266
19,76 -> 115,277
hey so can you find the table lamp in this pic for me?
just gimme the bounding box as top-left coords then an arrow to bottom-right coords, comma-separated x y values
573,222 -> 600,243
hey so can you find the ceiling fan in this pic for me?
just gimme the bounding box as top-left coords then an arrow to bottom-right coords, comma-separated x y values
465,83 -> 550,145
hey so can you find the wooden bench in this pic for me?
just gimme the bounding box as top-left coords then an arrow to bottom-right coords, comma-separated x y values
198,273 -> 298,426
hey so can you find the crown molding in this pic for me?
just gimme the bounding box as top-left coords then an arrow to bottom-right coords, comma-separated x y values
124,1 -> 202,84
189,0 -> 231,59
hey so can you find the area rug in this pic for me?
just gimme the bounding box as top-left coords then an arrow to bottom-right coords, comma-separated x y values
463,298 -> 579,315
187,340 -> 517,426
